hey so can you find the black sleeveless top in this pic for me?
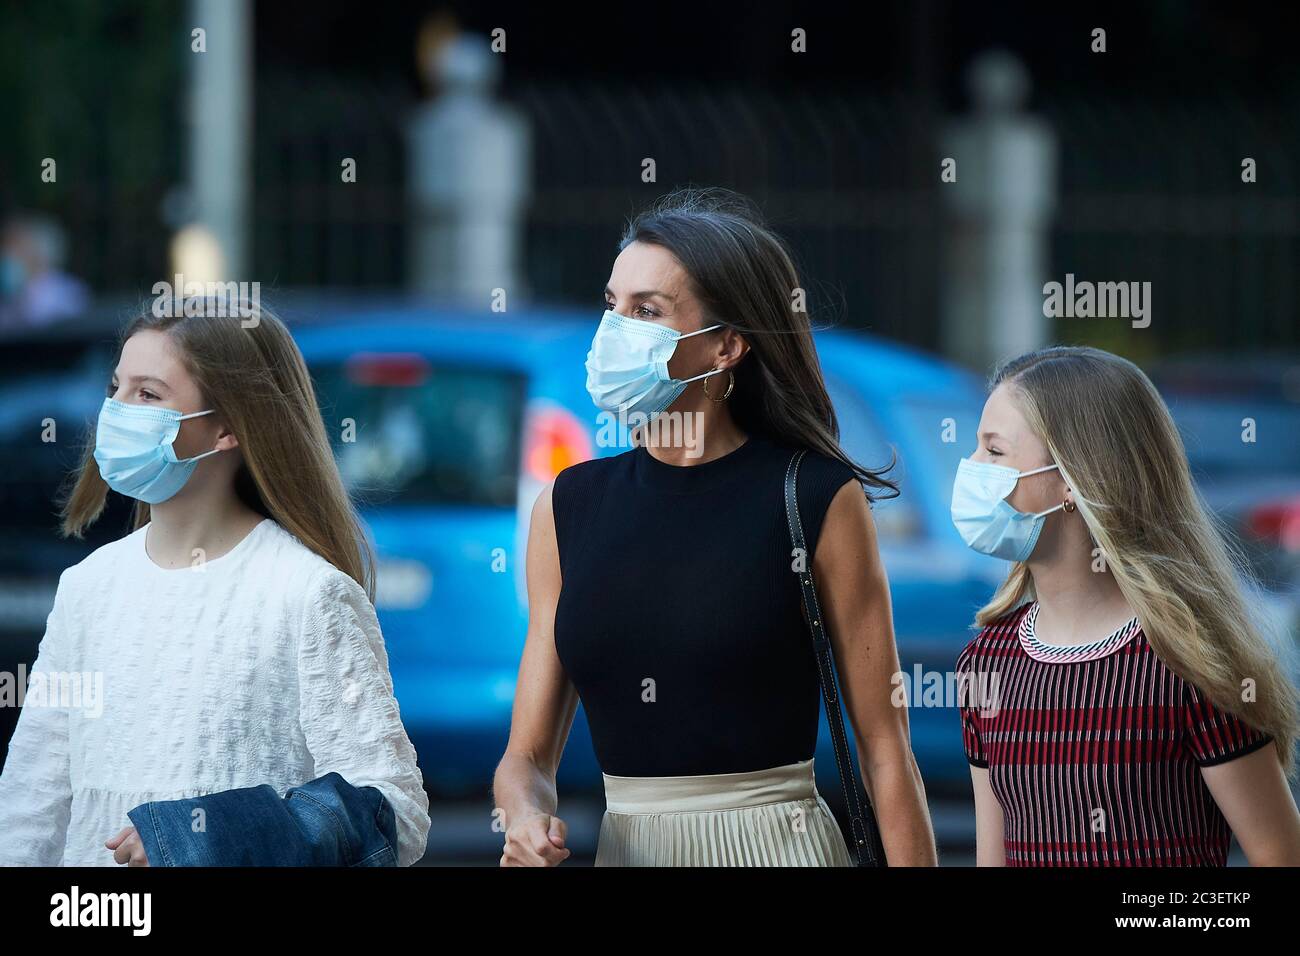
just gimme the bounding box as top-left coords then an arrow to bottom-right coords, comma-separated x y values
551,434 -> 858,776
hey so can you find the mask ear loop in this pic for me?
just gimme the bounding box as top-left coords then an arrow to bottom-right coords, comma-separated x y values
679,367 -> 727,385
178,447 -> 224,464
671,324 -> 727,386
1019,462 -> 1064,519
175,408 -> 222,463
1017,462 -> 1059,478
674,323 -> 723,341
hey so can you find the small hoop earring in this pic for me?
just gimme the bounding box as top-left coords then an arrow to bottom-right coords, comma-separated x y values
1063,498 -> 1076,513
703,369 -> 734,402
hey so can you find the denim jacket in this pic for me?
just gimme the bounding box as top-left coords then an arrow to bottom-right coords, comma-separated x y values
127,772 -> 399,866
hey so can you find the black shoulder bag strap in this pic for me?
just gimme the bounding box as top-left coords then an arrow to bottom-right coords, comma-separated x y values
784,449 -> 885,867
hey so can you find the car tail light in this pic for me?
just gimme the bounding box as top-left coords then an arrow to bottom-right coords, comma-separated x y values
1246,497 -> 1300,553
525,406 -> 594,482
345,353 -> 431,387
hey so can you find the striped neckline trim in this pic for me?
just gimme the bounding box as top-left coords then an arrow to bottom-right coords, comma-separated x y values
1018,601 -> 1141,663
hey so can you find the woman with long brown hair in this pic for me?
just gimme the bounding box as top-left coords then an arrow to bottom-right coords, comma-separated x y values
494,187 -> 936,866
955,345 -> 1300,866
0,300 -> 430,866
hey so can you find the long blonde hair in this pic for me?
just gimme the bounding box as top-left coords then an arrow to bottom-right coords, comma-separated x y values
977,345 -> 1298,774
60,300 -> 376,600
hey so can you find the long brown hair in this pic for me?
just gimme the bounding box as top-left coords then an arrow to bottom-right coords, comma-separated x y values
620,186 -> 898,499
977,345 -> 1298,774
60,299 -> 376,599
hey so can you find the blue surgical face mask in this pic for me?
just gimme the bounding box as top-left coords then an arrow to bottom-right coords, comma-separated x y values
584,310 -> 724,420
950,457 -> 1064,562
93,397 -> 224,504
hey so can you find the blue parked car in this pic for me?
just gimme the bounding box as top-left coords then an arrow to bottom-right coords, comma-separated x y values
289,302 -> 1002,796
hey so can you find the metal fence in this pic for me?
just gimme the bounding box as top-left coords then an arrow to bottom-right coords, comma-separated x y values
21,72 -> 1300,356
247,77 -> 1300,355
1044,94 -> 1300,356
515,82 -> 944,350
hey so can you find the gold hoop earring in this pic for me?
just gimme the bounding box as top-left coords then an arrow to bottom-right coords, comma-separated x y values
1063,498 -> 1076,513
703,369 -> 734,403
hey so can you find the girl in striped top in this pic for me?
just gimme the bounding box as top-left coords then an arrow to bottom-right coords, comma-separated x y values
952,346 -> 1300,866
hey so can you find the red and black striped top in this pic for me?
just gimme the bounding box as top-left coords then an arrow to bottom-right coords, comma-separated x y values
956,601 -> 1273,866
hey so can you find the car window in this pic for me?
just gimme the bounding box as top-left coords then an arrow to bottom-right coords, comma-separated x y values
311,358 -> 526,507
0,340 -> 117,534
1163,395 -> 1300,476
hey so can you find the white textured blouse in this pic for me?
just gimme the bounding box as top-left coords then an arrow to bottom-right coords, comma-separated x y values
0,518 -> 431,866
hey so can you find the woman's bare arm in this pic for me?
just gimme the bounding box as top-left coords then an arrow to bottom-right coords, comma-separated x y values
1202,744 -> 1300,866
492,482 -> 581,865
814,479 -> 938,866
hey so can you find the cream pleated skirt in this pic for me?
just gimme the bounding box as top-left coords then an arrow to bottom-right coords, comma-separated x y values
594,758 -> 852,867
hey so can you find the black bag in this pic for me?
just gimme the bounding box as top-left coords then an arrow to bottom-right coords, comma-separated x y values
783,449 -> 886,867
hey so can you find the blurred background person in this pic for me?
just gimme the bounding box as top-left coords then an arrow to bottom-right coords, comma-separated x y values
0,214 -> 89,329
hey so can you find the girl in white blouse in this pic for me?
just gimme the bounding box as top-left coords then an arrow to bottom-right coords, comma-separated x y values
0,300 -> 430,866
